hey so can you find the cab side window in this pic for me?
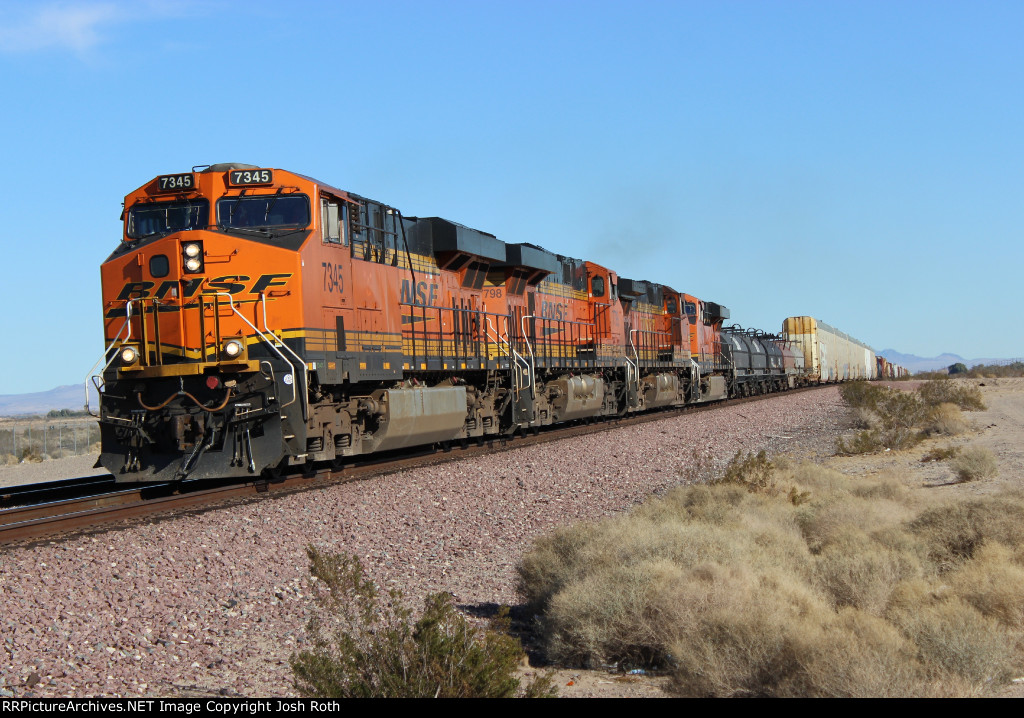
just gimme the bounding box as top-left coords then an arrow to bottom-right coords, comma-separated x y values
591,276 -> 605,298
684,302 -> 697,323
321,198 -> 348,246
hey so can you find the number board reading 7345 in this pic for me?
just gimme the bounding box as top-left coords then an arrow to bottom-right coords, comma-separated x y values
156,174 -> 195,192
229,169 -> 274,186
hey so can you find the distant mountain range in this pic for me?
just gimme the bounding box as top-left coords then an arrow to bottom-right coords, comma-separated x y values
877,350 -> 1020,374
0,385 -> 96,417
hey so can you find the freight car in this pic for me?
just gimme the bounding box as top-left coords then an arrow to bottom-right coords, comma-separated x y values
720,327 -> 807,396
782,317 -> 877,383
87,165 -> 848,483
876,355 -> 910,379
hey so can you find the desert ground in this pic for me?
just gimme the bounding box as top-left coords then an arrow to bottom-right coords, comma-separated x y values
1,379 -> 1022,698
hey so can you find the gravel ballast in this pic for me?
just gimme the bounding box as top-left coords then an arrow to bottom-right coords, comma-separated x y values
0,388 -> 847,697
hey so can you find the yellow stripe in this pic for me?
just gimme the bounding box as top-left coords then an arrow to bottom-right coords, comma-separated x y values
536,281 -> 588,301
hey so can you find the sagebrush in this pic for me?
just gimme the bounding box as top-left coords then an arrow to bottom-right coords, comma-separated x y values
837,383 -> 927,453
517,460 -> 1024,697
949,447 -> 999,483
837,380 -> 987,454
293,547 -> 555,698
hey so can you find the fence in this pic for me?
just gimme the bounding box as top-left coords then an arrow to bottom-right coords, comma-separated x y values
0,421 -> 100,462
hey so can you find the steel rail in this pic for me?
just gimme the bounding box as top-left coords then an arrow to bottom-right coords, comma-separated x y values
0,475 -> 117,508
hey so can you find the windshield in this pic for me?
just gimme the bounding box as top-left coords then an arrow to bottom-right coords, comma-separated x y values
127,200 -> 208,239
216,194 -> 309,230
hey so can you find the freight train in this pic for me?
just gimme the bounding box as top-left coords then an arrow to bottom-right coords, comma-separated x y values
88,164 -> 904,483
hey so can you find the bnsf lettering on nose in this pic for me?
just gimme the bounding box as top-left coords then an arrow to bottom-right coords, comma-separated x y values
116,274 -> 292,300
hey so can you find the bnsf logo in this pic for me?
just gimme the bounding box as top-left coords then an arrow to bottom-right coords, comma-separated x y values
114,274 -> 292,301
541,300 -> 569,320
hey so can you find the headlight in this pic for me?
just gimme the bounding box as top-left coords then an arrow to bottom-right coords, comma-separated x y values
120,346 -> 138,364
182,242 -> 204,273
223,339 -> 243,358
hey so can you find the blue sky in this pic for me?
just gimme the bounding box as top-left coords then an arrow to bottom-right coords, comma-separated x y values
0,0 -> 1021,394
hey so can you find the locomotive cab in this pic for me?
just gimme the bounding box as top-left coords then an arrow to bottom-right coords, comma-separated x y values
93,164 -> 320,482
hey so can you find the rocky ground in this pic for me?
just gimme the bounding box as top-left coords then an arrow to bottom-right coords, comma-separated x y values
1,380 -> 1020,698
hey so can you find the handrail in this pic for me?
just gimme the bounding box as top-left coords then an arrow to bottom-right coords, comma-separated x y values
690,358 -> 701,401
86,294 -> 307,421
252,292 -> 306,419
85,298 -> 144,416
486,317 -> 532,397
626,329 -> 640,396
519,314 -> 537,399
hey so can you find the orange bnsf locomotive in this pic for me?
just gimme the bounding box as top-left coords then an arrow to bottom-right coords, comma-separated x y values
91,164 -> 810,483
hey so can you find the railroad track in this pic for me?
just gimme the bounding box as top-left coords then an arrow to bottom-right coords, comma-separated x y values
0,474 -> 119,508
0,384 -> 833,546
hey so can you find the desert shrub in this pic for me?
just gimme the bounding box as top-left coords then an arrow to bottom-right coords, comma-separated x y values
850,407 -> 881,430
840,381 -> 887,411
518,462 -> 1024,697
875,390 -> 927,446
839,382 -> 988,453
836,387 -> 926,454
517,483 -> 814,668
664,568 -> 833,697
921,445 -> 961,462
947,543 -> 1024,628
676,447 -> 717,484
958,362 -> 1024,379
908,494 -> 1024,571
775,608 -> 932,698
19,448 -> 43,463
836,429 -> 885,455
517,521 -> 601,611
293,547 -> 555,698
812,533 -> 922,615
887,583 -> 1017,684
850,476 -> 909,502
923,403 -> 968,436
949,446 -> 999,483
795,494 -> 914,555
541,557 -> 691,667
918,380 -> 986,411
664,577 -> 946,697
717,450 -> 775,493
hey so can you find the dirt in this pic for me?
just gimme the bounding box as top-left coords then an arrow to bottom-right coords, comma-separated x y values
826,378 -> 1024,497
0,452 -> 106,489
